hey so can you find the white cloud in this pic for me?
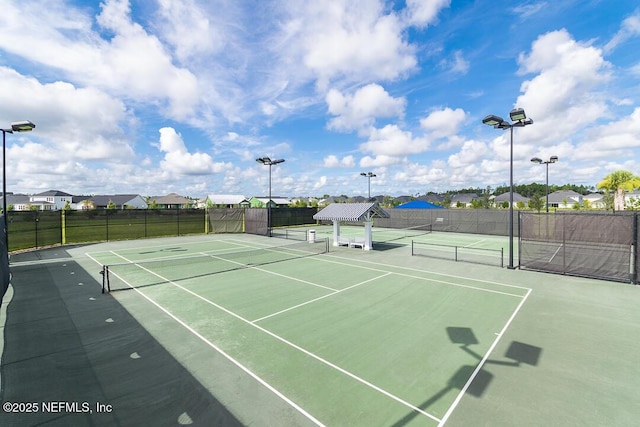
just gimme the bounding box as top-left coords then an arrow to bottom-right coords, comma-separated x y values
403,0 -> 451,28
323,155 -> 356,168
516,29 -> 611,145
439,50 -> 469,75
420,107 -> 467,139
359,124 -> 430,156
155,0 -> 224,62
285,0 -> 418,89
158,127 -> 228,175
604,10 -> 640,53
393,162 -> 448,186
0,0 -> 200,120
326,84 -> 406,133
447,140 -> 487,168
313,176 -> 328,189
360,155 -> 403,168
512,2 -> 547,19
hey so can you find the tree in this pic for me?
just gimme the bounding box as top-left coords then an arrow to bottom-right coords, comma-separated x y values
528,195 -> 544,212
597,170 -> 640,211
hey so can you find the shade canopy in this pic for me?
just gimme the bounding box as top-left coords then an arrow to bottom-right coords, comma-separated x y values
313,203 -> 389,222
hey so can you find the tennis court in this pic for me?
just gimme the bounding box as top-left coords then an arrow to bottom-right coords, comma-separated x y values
4,232 -> 640,426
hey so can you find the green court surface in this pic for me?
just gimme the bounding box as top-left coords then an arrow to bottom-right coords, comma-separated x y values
3,232 -> 640,426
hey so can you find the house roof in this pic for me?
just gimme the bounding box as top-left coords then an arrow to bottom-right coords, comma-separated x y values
395,200 -> 444,209
313,203 -> 390,222
494,192 -> 530,202
33,190 -> 73,197
207,194 -> 248,204
90,194 -> 142,206
149,193 -> 190,205
252,197 -> 291,205
547,190 -> 583,203
451,193 -> 478,203
1,194 -> 30,205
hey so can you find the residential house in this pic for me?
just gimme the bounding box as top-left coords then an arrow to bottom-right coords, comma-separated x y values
583,193 -> 606,209
450,193 -> 478,208
249,196 -> 291,208
625,190 -> 640,209
86,194 -> 148,210
547,190 -> 583,209
494,192 -> 530,207
29,190 -> 73,210
204,194 -> 250,208
0,193 -> 39,211
418,194 -> 444,205
148,193 -> 192,209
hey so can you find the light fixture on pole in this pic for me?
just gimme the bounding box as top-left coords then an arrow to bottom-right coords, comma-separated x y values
531,156 -> 558,213
256,156 -> 285,237
482,108 -> 533,269
2,121 -> 36,252
360,172 -> 376,200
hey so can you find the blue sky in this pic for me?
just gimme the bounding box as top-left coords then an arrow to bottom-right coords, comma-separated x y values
1,0 -> 639,198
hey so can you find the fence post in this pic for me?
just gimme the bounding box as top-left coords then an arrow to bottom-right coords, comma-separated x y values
633,212 -> 638,284
61,210 -> 66,245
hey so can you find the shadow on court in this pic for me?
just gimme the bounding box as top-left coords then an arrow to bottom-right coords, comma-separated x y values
1,249 -> 241,426
391,327 -> 542,427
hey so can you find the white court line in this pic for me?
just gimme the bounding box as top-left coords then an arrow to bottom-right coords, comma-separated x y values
462,238 -> 488,248
437,288 -> 532,426
321,252 -> 531,292
202,252 -> 338,292
236,239 -> 530,293
101,261 -> 325,427
309,256 -> 525,298
86,237 -> 251,258
252,272 -> 392,323
549,244 -> 563,263
106,251 -> 442,424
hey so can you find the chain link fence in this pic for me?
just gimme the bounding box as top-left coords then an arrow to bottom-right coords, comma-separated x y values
519,211 -> 637,283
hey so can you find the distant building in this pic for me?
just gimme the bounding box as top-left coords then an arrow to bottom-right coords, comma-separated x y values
249,197 -> 291,208
148,193 -> 192,209
547,190 -> 583,209
450,193 -> 478,207
84,194 -> 148,210
29,190 -> 73,210
494,192 -> 530,207
204,194 -> 250,208
0,193 -> 36,211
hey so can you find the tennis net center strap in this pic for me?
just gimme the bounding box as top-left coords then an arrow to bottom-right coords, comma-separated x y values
101,238 -> 329,293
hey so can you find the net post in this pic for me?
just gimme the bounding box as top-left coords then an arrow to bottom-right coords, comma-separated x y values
501,248 -> 504,268
100,265 -> 106,293
411,240 -> 414,256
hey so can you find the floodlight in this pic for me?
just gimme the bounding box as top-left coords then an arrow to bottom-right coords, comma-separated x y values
11,120 -> 36,132
509,108 -> 527,122
482,115 -> 504,126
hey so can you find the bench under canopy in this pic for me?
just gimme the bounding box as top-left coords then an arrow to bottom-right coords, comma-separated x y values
313,203 -> 390,250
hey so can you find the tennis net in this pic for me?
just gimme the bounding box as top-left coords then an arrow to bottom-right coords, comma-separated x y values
411,240 -> 504,267
372,224 -> 432,243
101,238 -> 329,292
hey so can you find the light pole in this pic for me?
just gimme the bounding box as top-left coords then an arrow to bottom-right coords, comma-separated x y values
256,157 -> 285,237
482,108 -> 533,269
2,121 -> 36,251
531,156 -> 558,213
360,172 -> 376,200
